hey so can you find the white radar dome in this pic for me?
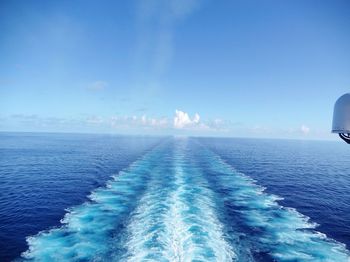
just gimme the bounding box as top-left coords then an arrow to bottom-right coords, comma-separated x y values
332,93 -> 350,144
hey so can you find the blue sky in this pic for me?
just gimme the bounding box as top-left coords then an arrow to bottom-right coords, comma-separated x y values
1,0 -> 349,139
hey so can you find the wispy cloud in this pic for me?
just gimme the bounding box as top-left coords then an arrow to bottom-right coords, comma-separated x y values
4,114 -> 81,131
11,114 -> 39,120
135,0 -> 200,79
86,116 -> 104,124
108,115 -> 169,129
301,124 -> 310,135
134,107 -> 148,113
3,113 -> 330,140
87,81 -> 108,91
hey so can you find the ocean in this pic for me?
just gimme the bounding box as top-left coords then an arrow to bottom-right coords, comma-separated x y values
0,133 -> 349,261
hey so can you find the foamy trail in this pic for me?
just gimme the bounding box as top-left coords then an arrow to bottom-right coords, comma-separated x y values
22,137 -> 350,261
121,139 -> 236,261
193,140 -> 350,261
21,143 -> 166,261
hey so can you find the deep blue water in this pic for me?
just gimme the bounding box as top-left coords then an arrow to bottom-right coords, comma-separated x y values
0,133 -> 349,261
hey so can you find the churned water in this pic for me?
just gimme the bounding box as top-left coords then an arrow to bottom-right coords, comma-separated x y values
0,133 -> 349,261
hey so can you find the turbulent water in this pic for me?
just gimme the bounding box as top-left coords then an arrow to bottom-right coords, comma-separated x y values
1,133 -> 350,261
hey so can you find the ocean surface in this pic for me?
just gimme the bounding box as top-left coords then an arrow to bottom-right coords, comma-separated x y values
0,133 -> 349,261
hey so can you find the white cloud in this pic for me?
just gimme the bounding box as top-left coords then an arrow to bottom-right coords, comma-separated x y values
301,124 -> 310,135
86,116 -> 104,124
140,115 -> 169,127
173,109 -> 201,129
5,112 -> 329,139
88,81 -> 108,91
141,115 -> 147,124
108,114 -> 169,129
193,113 -> 200,123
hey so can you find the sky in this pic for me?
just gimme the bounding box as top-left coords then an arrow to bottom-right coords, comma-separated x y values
1,0 -> 349,139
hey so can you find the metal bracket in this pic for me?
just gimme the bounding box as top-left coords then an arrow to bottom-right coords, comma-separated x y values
339,133 -> 350,144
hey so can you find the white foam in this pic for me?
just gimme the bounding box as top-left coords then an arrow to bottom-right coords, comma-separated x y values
22,145 -> 166,261
200,146 -> 350,262
121,141 -> 236,261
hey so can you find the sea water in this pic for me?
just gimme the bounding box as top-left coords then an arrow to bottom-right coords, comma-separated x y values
0,133 -> 349,261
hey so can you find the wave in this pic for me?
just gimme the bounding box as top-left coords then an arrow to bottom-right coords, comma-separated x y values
21,144 -> 165,261
21,138 -> 350,261
22,139 -> 236,261
193,141 -> 350,261
121,140 -> 235,261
